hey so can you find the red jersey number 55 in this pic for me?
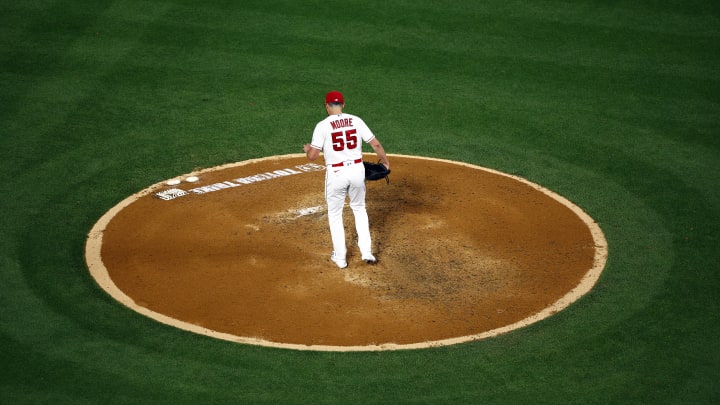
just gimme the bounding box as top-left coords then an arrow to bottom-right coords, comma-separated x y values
331,129 -> 358,151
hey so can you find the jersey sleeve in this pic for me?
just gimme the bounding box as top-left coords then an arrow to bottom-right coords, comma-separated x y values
310,122 -> 325,150
355,117 -> 376,143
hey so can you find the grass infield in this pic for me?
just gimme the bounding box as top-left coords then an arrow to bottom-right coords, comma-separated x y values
1,0 -> 719,403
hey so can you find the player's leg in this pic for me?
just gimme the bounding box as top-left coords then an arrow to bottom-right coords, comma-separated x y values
325,169 -> 348,264
348,165 -> 373,260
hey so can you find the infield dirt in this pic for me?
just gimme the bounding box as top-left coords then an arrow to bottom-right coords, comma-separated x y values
88,155 -> 604,350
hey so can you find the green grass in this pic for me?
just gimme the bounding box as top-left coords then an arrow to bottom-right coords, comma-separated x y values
2,0 -> 719,403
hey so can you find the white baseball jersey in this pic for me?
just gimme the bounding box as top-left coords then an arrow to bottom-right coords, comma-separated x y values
310,113 -> 375,165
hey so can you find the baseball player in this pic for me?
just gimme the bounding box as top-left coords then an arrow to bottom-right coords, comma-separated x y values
303,90 -> 390,269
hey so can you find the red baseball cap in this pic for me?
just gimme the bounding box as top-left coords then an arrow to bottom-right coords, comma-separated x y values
325,91 -> 344,104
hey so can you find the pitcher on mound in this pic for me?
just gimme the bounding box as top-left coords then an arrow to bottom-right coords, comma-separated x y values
303,90 -> 390,269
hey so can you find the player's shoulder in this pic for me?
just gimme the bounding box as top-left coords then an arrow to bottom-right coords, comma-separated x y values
314,116 -> 332,129
343,113 -> 366,125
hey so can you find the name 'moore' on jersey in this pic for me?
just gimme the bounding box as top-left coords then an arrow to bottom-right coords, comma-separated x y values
310,113 -> 376,166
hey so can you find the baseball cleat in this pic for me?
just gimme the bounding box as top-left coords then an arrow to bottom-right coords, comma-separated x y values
330,252 -> 348,269
362,254 -> 377,264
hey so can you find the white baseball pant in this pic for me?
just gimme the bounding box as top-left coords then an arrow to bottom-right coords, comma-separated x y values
325,162 -> 371,260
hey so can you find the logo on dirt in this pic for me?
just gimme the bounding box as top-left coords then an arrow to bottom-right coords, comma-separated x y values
155,163 -> 325,201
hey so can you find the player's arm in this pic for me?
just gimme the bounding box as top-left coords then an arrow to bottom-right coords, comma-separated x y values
368,138 -> 389,169
303,143 -> 321,161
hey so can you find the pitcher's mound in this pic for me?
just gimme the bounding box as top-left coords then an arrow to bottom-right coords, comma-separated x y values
86,154 -> 606,351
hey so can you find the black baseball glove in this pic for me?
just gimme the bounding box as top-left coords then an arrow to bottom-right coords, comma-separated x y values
363,161 -> 391,183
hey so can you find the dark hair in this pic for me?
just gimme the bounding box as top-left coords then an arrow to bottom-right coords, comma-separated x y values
327,102 -> 343,107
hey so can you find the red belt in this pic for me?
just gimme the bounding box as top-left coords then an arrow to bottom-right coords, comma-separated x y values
330,158 -> 362,167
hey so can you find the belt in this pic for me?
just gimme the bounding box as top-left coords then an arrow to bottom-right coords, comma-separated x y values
330,158 -> 362,167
